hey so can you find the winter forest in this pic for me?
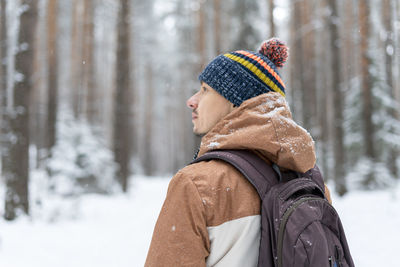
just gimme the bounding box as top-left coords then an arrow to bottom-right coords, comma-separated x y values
0,0 -> 400,266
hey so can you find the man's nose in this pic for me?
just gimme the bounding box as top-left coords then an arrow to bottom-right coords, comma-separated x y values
186,94 -> 198,110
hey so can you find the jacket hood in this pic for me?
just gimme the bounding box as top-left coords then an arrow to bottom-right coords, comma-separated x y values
198,92 -> 316,173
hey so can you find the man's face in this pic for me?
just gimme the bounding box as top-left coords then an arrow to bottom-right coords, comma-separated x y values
186,83 -> 235,135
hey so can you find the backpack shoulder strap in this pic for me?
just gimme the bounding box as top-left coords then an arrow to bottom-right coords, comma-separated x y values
304,166 -> 325,193
191,149 -> 279,197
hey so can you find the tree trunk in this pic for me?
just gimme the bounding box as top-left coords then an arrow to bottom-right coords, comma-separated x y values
31,1 -> 48,168
327,0 -> 347,195
46,0 -> 58,156
213,0 -> 222,55
0,0 -> 6,109
197,0 -> 206,73
315,0 -> 331,182
0,0 -> 7,164
3,0 -> 38,220
359,0 -> 376,186
289,0 -> 304,123
113,0 -> 132,192
382,0 -> 397,178
70,0 -> 84,118
397,0 -> 400,116
82,0 -> 96,124
342,0 -> 356,88
268,0 -> 275,37
143,63 -> 154,176
300,0 -> 317,132
396,1 -> 400,176
232,0 -> 258,49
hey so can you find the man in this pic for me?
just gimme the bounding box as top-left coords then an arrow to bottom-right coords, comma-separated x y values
145,38 -> 331,266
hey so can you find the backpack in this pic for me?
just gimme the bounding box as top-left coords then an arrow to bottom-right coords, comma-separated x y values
192,149 -> 355,267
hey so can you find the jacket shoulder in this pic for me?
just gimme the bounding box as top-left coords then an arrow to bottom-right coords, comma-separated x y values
179,159 -> 260,227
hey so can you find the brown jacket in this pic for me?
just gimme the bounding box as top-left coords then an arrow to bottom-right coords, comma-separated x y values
145,92 -> 331,267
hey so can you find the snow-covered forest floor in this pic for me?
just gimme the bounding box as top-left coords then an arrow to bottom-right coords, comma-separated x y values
0,174 -> 399,267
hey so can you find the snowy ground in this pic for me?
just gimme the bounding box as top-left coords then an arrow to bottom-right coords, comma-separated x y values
0,175 -> 399,267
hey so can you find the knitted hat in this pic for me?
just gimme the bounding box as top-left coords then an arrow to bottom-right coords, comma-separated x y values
198,38 -> 289,107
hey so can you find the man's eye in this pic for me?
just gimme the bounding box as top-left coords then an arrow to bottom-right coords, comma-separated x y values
202,87 -> 207,92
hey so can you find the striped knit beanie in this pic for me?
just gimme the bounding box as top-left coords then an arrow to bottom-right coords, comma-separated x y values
199,38 -> 289,107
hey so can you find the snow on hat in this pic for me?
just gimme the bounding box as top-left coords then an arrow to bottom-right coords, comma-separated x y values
198,38 -> 289,107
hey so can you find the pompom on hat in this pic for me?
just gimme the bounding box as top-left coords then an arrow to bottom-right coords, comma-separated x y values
199,38 -> 289,107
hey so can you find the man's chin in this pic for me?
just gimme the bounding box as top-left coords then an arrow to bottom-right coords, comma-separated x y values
193,127 -> 206,137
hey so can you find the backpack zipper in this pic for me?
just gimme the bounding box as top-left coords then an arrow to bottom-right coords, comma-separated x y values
335,245 -> 343,267
328,256 -> 334,267
277,197 -> 322,267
